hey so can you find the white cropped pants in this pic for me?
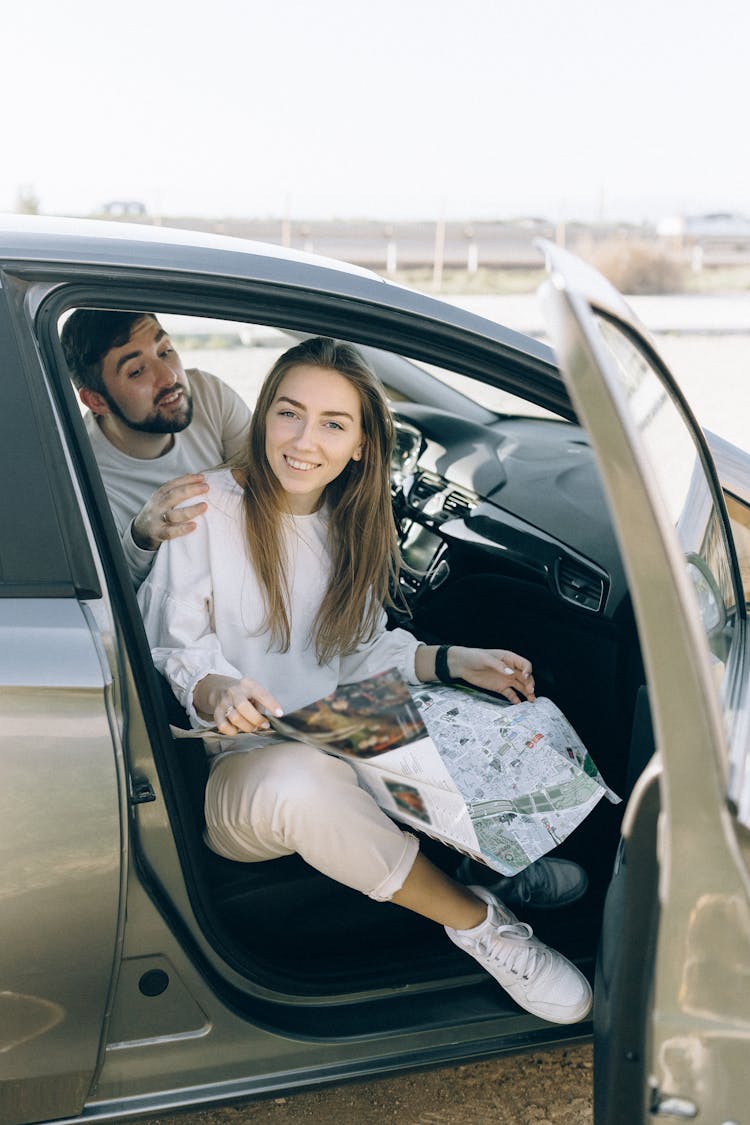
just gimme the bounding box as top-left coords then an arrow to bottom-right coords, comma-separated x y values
203,740 -> 420,901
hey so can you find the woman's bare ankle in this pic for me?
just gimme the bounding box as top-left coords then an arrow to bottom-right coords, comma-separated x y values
390,853 -> 488,929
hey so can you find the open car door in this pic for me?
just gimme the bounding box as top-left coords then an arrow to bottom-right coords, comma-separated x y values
538,242 -> 750,1124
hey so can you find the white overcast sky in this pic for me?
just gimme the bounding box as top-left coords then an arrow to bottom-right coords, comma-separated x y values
5,0 -> 750,223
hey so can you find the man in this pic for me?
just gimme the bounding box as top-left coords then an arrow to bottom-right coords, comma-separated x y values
62,309 -> 251,583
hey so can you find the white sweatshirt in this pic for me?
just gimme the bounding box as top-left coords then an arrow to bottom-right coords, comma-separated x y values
137,468 -> 421,726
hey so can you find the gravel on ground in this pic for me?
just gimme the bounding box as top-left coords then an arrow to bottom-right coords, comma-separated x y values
137,1044 -> 594,1125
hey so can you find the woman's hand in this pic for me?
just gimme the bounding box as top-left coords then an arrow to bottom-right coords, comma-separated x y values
193,674 -> 284,735
443,646 -> 536,704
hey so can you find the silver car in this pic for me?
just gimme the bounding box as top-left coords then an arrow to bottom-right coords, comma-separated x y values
1,216 -> 748,1125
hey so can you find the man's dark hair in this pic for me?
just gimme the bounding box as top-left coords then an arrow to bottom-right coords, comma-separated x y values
61,310 -> 157,393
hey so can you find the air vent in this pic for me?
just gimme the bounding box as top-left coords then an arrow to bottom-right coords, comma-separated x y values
410,473 -> 444,504
442,490 -> 476,518
555,558 -> 606,613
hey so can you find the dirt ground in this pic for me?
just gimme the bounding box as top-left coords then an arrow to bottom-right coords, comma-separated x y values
139,1044 -> 593,1125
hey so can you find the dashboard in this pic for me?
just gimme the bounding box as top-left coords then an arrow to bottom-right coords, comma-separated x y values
390,403 -> 629,623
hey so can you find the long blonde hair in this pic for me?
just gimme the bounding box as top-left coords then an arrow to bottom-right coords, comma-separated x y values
232,337 -> 401,662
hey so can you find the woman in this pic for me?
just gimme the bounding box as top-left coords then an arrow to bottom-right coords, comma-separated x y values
138,336 -> 592,1025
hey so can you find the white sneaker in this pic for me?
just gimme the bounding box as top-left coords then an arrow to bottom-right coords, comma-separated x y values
445,885 -> 593,1024
456,856 -> 588,910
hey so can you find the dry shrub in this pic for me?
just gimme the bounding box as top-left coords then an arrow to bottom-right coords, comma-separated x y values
575,235 -> 685,294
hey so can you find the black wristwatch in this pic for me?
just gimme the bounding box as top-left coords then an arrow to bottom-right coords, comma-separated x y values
435,644 -> 454,684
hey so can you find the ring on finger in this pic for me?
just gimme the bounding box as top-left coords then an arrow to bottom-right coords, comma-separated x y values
161,511 -> 169,524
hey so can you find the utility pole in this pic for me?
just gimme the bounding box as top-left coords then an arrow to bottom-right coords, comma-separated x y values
433,214 -> 446,290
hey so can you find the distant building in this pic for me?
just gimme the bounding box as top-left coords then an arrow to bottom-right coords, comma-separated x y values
657,212 -> 750,242
99,201 -> 148,218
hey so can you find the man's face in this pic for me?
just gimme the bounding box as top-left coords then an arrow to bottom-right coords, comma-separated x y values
97,317 -> 193,434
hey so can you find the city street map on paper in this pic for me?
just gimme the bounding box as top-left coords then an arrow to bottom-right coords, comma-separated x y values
173,668 -> 620,876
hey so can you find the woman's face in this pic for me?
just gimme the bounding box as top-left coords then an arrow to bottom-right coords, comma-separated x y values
265,364 -> 364,515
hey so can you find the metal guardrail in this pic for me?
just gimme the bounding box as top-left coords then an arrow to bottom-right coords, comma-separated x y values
86,213 -> 750,273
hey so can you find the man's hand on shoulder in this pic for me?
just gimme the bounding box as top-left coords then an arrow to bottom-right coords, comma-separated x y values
131,472 -> 210,551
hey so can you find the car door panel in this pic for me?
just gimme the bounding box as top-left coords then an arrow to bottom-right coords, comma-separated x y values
539,242 -> 750,1124
593,757 -> 659,1123
0,599 -> 123,1125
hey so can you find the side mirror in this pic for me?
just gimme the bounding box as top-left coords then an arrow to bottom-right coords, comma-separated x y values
686,553 -> 726,636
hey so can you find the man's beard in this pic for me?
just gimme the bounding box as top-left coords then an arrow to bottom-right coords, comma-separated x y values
102,385 -> 194,434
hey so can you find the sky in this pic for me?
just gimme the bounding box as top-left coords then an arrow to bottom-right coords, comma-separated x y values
5,0 -> 750,224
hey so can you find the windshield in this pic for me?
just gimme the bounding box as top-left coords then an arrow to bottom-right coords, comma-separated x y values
411,359 -> 563,420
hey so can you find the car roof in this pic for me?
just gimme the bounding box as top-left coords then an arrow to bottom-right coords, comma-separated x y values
0,212 -> 382,279
0,214 -> 556,374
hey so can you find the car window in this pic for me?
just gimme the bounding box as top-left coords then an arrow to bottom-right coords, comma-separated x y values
161,317 -> 496,418
592,314 -> 741,725
160,315 -> 295,405
411,359 -> 564,421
